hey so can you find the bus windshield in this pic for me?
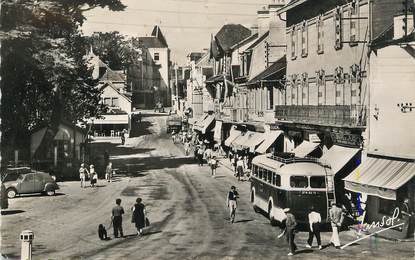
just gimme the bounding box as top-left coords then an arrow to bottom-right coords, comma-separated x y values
310,176 -> 326,188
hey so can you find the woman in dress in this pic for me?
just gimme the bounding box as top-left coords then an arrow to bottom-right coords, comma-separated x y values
132,197 -> 146,235
90,165 -> 97,187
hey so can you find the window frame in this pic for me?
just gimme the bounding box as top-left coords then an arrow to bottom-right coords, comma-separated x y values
290,176 -> 309,188
334,6 -> 343,50
349,0 -> 360,47
290,26 -> 297,60
301,20 -> 308,57
154,52 -> 160,61
310,176 -> 327,189
317,15 -> 324,54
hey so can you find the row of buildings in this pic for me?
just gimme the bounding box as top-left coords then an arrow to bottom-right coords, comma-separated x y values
175,0 -> 415,239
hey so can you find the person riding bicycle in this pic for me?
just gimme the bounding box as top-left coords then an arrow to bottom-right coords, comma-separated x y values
226,186 -> 239,223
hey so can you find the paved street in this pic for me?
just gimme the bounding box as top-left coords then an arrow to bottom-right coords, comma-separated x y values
1,113 -> 414,259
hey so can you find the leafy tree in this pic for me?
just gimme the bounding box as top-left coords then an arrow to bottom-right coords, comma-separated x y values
0,0 -> 125,166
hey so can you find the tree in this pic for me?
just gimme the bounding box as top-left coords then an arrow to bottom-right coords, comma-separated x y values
0,0 -> 125,166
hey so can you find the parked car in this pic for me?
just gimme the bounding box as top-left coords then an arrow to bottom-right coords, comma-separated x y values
4,171 -> 59,198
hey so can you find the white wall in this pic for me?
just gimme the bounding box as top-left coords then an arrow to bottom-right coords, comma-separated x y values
369,45 -> 415,158
101,85 -> 132,114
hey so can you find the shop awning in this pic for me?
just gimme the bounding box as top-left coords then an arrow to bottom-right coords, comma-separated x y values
343,156 -> 415,200
214,120 -> 223,142
91,114 -> 129,125
205,74 -> 224,84
256,130 -> 284,154
194,115 -> 215,134
224,129 -> 242,147
292,141 -> 320,158
231,131 -> 256,150
244,132 -> 266,152
320,145 -> 361,175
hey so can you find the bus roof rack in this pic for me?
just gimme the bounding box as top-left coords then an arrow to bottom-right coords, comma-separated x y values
267,153 -> 331,168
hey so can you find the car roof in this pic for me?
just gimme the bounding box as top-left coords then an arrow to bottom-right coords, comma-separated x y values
279,162 -> 328,176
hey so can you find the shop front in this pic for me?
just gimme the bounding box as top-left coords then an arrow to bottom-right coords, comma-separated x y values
343,154 -> 415,239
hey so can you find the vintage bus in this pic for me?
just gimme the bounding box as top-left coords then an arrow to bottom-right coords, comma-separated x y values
250,154 -> 332,226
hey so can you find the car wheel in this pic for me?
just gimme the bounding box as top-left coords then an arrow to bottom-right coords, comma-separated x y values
46,190 -> 55,196
6,188 -> 17,199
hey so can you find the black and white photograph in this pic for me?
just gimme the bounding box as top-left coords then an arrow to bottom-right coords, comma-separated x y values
0,0 -> 414,259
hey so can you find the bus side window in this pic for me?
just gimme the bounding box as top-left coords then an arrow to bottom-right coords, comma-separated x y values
258,168 -> 263,179
272,173 -> 276,185
275,174 -> 281,187
310,176 -> 326,188
267,170 -> 272,183
290,176 -> 308,188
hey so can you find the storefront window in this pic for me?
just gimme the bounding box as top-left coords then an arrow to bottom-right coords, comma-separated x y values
378,198 -> 397,216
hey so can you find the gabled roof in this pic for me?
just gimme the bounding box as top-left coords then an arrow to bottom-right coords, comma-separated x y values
215,24 -> 252,52
100,82 -> 132,103
229,33 -> 259,51
139,25 -> 169,48
151,25 -> 168,47
100,68 -> 126,83
245,31 -> 270,52
245,55 -> 286,86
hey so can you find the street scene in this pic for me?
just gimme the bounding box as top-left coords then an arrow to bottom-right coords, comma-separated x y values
1,0 -> 415,259
1,113 -> 414,259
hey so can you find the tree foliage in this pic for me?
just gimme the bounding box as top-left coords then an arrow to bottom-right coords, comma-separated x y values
0,0 -> 126,163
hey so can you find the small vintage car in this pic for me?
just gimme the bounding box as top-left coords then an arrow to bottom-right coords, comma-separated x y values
4,171 -> 59,198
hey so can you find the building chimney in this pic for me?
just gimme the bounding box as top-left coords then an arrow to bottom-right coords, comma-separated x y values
257,6 -> 270,37
268,1 -> 287,58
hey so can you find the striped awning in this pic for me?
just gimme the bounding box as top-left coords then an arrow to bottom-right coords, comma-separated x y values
344,156 -> 415,200
194,115 -> 215,134
256,130 -> 284,154
224,129 -> 241,147
244,132 -> 266,152
292,141 -> 320,158
320,145 -> 361,175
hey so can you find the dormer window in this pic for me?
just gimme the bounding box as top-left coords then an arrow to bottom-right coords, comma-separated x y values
154,52 -> 160,61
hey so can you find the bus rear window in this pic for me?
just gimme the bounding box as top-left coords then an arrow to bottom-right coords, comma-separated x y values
290,176 -> 308,188
310,176 -> 326,188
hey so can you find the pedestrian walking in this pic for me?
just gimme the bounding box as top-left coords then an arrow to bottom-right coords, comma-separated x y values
112,198 -> 125,238
131,197 -> 146,236
197,146 -> 204,166
226,186 -> 239,223
236,157 -> 244,181
209,156 -> 217,177
121,133 -> 125,145
184,141 -> 190,156
106,162 -> 113,182
329,202 -> 344,249
231,155 -> 237,173
90,165 -> 97,187
79,163 -> 88,188
284,208 -> 297,256
306,206 -> 322,250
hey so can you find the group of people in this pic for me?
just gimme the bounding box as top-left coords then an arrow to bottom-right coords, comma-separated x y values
79,163 -> 99,188
283,202 -> 345,256
79,162 -> 115,188
111,198 -> 148,238
229,152 -> 249,181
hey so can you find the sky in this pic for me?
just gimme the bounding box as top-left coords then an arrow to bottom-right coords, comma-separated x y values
82,0 -> 272,65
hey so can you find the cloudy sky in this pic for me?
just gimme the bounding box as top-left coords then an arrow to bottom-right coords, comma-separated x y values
82,0 -> 271,64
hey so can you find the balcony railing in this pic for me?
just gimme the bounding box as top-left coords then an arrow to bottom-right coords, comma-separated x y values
274,105 -> 367,127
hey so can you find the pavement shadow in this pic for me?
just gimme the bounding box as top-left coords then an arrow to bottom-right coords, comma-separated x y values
144,230 -> 162,236
295,249 -> 314,255
1,209 -> 25,215
14,192 -> 65,199
129,121 -> 153,138
234,219 -> 254,224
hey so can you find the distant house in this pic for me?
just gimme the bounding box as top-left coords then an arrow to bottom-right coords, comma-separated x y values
30,121 -> 86,176
86,49 -> 132,136
134,25 -> 171,108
